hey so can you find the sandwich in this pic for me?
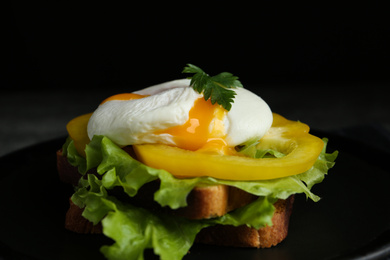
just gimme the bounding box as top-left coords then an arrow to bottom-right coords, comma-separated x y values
57,64 -> 337,260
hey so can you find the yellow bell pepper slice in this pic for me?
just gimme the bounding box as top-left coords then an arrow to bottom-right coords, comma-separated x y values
133,113 -> 324,180
66,113 -> 92,157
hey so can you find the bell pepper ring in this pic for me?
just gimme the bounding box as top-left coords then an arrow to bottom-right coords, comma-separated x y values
66,113 -> 93,157
133,113 -> 324,180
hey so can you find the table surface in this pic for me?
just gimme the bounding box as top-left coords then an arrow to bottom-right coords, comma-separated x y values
1,82 -> 390,157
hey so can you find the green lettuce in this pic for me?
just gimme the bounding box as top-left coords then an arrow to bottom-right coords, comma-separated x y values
72,174 -> 276,260
236,137 -> 286,159
64,135 -> 337,260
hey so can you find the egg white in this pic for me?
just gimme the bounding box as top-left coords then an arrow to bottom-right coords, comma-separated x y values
87,79 -> 273,148
225,87 -> 273,146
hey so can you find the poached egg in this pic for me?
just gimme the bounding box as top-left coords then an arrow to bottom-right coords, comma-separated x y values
87,79 -> 273,153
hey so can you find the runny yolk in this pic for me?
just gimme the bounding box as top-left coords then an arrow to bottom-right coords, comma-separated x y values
155,98 -> 228,153
101,93 -> 147,104
101,93 -> 229,154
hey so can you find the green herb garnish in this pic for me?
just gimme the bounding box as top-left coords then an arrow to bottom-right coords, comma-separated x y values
182,64 -> 243,111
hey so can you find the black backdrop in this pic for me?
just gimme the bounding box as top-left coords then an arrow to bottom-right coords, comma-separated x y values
4,3 -> 389,91
2,5 -> 390,259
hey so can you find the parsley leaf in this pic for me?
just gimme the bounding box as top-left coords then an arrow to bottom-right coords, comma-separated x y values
182,64 -> 243,111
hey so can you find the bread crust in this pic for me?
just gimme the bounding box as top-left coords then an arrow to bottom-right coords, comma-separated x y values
57,149 -> 295,248
173,185 -> 258,219
195,196 -> 294,248
65,199 -> 103,234
57,149 -> 82,186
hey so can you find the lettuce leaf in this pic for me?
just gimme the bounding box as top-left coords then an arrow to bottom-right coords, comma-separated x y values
64,135 -> 337,260
100,198 -> 204,260
71,174 -> 276,260
64,136 -> 336,208
236,137 -> 286,158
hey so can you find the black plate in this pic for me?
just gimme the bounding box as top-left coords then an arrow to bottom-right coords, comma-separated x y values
1,130 -> 390,260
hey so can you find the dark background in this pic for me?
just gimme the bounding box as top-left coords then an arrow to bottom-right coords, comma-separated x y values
1,3 -> 390,156
2,4 -> 390,260
5,3 -> 390,89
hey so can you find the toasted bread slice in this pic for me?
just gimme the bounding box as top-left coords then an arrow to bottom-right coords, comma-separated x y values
65,199 -> 103,234
195,196 -> 294,248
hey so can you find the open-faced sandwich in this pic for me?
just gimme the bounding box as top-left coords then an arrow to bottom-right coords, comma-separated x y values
57,64 -> 337,260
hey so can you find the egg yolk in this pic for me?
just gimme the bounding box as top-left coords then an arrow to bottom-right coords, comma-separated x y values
155,98 -> 228,153
101,93 -> 148,104
102,93 -> 229,154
